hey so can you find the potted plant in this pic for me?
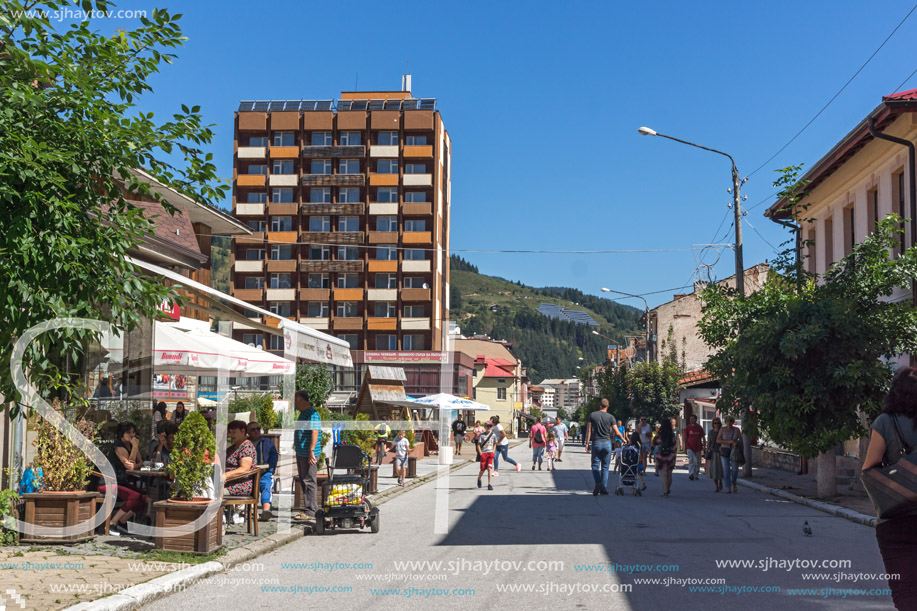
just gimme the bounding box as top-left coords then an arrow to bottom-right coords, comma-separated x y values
20,409 -> 99,544
154,411 -> 222,553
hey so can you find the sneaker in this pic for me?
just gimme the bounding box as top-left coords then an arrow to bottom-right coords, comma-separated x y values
515,464 -> 521,473
108,526 -> 121,537
233,514 -> 245,525
113,522 -> 131,536
600,489 -> 610,495
493,470 -> 499,477
398,481 -> 405,487
532,465 -> 536,470
593,485 -> 600,496
260,510 -> 273,521
487,484 -> 493,491
477,479 -> 482,488
689,475 -> 694,481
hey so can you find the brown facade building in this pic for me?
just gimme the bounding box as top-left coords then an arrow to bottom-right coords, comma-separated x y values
229,89 -> 451,355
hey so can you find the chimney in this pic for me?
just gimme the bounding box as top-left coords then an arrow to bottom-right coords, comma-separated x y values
401,74 -> 412,94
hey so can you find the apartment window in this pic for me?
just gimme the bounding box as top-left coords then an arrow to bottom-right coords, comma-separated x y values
406,135 -> 428,146
245,248 -> 265,261
867,188 -> 879,235
337,273 -> 359,288
307,302 -> 329,317
270,216 -> 293,232
405,219 -> 426,232
376,216 -> 398,231
273,132 -> 295,147
374,302 -> 396,318
375,273 -> 397,289
337,246 -> 359,260
376,334 -> 397,350
271,188 -> 294,203
378,132 -> 399,146
403,334 -> 425,350
310,188 -> 331,203
311,132 -> 332,146
403,277 -> 426,288
377,159 -> 399,174
337,334 -> 359,349
340,132 -> 362,145
311,159 -> 332,174
309,216 -> 331,232
338,216 -> 360,232
248,136 -> 268,147
269,302 -> 292,317
497,387 -> 507,401
843,205 -> 855,257
272,160 -> 294,174
308,273 -> 329,289
242,333 -> 262,348
248,164 -> 268,175
340,159 -> 361,174
270,244 -> 293,260
246,192 -> 267,204
339,188 -> 361,203
336,301 -> 358,317
824,217 -> 834,267
268,335 -> 285,351
404,305 -> 425,317
309,245 -> 330,260
404,192 -> 427,202
269,273 -> 292,289
405,163 -> 426,174
376,246 -> 397,261
243,277 -> 264,289
246,220 -> 266,232
403,249 -> 426,261
376,188 -> 398,203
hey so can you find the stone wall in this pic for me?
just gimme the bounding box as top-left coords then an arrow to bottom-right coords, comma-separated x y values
752,446 -> 805,474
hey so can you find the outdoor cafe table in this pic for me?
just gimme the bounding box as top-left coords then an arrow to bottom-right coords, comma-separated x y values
126,469 -> 172,516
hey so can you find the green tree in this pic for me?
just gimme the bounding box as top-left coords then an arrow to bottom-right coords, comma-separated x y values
296,363 -> 333,409
0,1 -> 228,414
627,361 -> 681,425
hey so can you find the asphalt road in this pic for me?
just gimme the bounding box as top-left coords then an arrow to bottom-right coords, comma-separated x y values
144,441 -> 893,610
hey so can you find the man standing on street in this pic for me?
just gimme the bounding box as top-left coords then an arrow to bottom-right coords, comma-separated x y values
553,419 -> 568,462
294,390 -> 321,522
585,398 -> 627,495
451,416 -> 467,457
529,417 -> 548,470
684,415 -> 705,481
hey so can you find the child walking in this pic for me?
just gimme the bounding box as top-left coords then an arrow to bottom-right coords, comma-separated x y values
391,430 -> 409,487
545,431 -> 558,470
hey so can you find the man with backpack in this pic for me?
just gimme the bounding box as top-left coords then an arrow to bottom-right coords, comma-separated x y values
529,417 -> 548,470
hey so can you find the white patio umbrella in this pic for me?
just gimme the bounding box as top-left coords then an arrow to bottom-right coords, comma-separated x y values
182,327 -> 295,376
411,393 -> 491,411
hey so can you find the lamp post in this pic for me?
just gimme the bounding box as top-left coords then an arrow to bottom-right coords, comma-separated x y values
601,288 -> 650,362
639,126 -> 751,476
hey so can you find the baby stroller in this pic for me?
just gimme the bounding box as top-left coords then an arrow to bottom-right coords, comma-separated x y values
314,443 -> 380,535
615,443 -> 643,496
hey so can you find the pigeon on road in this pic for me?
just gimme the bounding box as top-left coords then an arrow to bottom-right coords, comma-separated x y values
803,521 -> 813,536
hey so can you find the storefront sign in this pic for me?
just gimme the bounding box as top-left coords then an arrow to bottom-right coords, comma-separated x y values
364,351 -> 449,364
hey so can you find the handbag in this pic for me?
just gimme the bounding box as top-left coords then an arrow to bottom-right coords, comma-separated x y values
705,449 -> 713,461
733,440 -> 745,465
861,414 -> 917,519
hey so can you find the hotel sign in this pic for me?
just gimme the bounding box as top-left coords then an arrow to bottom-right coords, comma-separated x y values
364,351 -> 449,364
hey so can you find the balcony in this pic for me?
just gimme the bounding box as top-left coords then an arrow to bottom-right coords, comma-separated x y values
267,202 -> 298,215
237,147 -> 266,159
269,174 -> 298,187
401,288 -> 431,301
265,288 -> 295,301
235,203 -> 265,216
300,231 -> 364,245
333,317 -> 364,330
267,231 -> 298,243
234,260 -> 263,273
301,203 -> 364,215
401,318 -> 430,330
266,259 -> 297,273
367,260 -> 397,273
300,288 -> 331,301
367,288 -> 397,301
236,232 -> 265,245
333,288 -> 364,301
369,173 -> 399,187
368,231 -> 398,244
237,174 -> 266,187
367,317 -> 397,331
403,231 -> 432,244
233,288 -> 264,302
269,146 -> 299,158
300,260 -> 364,273
299,317 -> 330,330
302,145 -> 365,158
403,145 -> 433,158
402,260 -> 431,273
302,174 -> 365,187
369,203 -> 398,215
403,202 -> 432,216
369,145 -> 399,158
403,174 -> 432,187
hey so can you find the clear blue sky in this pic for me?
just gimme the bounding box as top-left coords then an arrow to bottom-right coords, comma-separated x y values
93,0 -> 917,307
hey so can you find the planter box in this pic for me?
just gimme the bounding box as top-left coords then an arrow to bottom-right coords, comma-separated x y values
20,491 -> 100,544
391,457 -> 417,479
153,499 -> 223,554
409,442 -> 425,459
294,473 -> 329,510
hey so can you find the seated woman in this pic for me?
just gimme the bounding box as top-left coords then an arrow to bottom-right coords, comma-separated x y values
97,421 -> 147,536
224,420 -> 257,497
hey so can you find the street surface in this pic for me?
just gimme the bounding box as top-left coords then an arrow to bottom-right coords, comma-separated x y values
144,442 -> 893,610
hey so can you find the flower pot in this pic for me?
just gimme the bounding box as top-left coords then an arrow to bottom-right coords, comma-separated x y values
153,499 -> 223,554
20,491 -> 101,544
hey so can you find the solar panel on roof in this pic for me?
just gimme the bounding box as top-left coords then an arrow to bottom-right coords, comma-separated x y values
403,99 -> 419,110
268,102 -> 284,111
418,99 -> 436,110
238,101 -> 255,111
384,100 -> 402,110
368,100 -> 384,110
253,101 -> 269,111
315,100 -> 333,111
337,100 -> 352,111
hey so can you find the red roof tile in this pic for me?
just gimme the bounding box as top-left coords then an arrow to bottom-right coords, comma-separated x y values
884,88 -> 917,101
680,370 -> 714,385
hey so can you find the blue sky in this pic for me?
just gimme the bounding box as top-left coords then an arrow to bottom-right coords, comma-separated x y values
88,0 -> 917,307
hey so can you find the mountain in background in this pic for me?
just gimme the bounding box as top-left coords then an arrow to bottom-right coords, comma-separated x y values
450,255 -> 641,383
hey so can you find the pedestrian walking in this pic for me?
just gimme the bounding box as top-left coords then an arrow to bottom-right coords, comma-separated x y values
476,421 -> 497,490
569,421 -> 578,442
707,418 -> 724,492
472,420 -> 485,445
617,420 -> 626,443
553,420 -> 568,462
863,366 -> 917,609
638,416 -> 652,468
491,415 -> 520,475
391,430 -> 409,486
652,423 -> 662,476
653,418 -> 677,497
670,417 -> 684,454
628,431 -> 646,491
716,415 -> 742,493
529,417 -> 548,470
545,431 -> 558,470
452,417 -> 467,457
585,398 -> 627,495
684,415 -> 705,481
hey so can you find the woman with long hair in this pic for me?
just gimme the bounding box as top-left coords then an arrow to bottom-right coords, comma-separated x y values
717,415 -> 742,493
707,418 -> 724,492
863,366 -> 917,609
652,418 -> 677,497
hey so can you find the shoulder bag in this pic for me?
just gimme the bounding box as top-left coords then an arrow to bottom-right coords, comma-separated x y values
861,414 -> 917,519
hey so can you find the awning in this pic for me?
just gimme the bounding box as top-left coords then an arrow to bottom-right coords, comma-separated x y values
127,256 -> 353,368
179,326 -> 295,376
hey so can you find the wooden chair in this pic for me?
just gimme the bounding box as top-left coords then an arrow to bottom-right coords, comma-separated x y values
91,470 -> 124,535
224,467 -> 263,536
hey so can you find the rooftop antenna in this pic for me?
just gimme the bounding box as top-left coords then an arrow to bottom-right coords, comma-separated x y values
354,72 -> 358,91
402,67 -> 412,94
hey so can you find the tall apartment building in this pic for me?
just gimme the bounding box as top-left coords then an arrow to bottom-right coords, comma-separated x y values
230,88 -> 452,354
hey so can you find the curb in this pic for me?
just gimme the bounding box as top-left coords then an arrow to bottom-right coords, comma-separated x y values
737,478 -> 877,527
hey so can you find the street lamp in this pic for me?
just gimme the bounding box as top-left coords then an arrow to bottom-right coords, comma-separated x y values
601,288 -> 650,362
639,125 -> 750,476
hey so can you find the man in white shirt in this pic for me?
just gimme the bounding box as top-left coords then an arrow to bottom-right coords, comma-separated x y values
553,421 -> 568,462
490,415 -> 520,476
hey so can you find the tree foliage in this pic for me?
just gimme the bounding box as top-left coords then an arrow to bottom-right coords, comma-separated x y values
0,1 -> 228,414
627,360 -> 682,424
296,363 -> 333,409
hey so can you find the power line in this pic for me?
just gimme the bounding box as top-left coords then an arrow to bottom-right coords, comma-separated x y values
743,217 -> 779,253
746,2 -> 917,179
893,65 -> 917,93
